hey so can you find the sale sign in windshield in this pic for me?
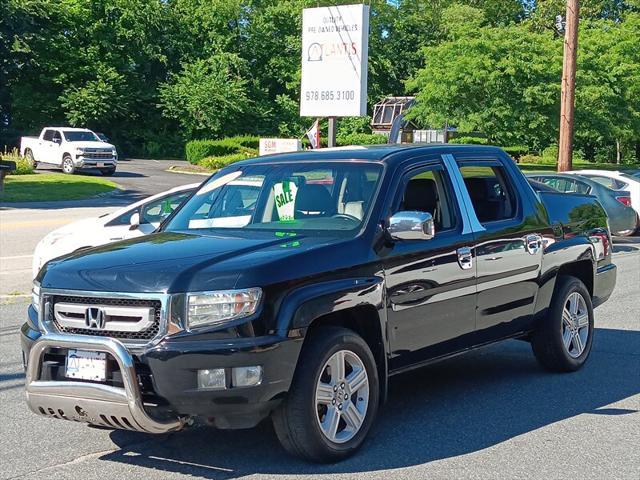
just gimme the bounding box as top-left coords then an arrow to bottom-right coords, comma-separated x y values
300,4 -> 369,117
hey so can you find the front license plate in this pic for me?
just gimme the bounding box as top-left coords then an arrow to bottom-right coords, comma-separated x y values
97,162 -> 104,167
66,350 -> 107,381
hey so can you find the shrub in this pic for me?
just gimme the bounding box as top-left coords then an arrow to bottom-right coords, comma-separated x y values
502,145 -> 529,159
519,154 -> 545,164
336,133 -> 387,146
449,136 -> 489,145
1,148 -> 33,175
542,144 -> 558,163
201,153 -> 251,170
185,136 -> 259,164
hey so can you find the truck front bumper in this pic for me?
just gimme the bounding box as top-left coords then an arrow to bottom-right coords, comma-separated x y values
21,308 -> 303,433
75,155 -> 117,169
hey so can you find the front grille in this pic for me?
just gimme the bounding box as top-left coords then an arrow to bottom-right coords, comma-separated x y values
50,295 -> 161,341
84,152 -> 114,159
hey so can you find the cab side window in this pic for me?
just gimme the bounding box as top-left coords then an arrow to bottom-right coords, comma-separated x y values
52,131 -> 62,143
396,168 -> 455,231
459,165 -> 517,224
42,130 -> 54,141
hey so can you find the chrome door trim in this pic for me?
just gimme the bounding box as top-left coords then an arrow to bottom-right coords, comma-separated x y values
441,153 -> 486,234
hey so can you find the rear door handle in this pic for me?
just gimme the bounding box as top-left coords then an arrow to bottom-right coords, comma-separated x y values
457,247 -> 473,270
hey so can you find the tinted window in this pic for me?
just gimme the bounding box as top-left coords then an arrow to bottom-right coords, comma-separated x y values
42,130 -> 55,141
52,131 -> 62,142
396,168 -> 456,231
63,131 -> 99,142
584,175 -> 627,190
459,165 -> 517,223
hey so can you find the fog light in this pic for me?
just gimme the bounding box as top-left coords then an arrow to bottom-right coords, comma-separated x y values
232,366 -> 263,387
197,369 -> 226,390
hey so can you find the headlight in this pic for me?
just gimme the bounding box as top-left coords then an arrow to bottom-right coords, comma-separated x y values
112,149 -> 117,156
31,282 -> 40,313
187,288 -> 262,329
75,147 -> 85,154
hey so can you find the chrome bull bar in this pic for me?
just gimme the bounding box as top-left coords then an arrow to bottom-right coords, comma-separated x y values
25,332 -> 184,434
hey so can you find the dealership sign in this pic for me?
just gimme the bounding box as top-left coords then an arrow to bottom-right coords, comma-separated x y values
300,4 -> 369,117
259,138 -> 302,156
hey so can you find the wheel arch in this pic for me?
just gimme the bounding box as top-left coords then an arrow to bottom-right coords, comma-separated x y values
276,276 -> 389,403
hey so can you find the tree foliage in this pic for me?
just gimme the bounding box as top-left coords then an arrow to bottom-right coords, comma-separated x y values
1,0 -> 638,161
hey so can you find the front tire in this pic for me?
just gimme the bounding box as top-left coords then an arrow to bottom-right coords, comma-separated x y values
272,326 -> 379,463
62,155 -> 75,174
531,276 -> 594,372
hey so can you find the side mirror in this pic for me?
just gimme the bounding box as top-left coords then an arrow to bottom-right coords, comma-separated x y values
387,211 -> 435,241
53,137 -> 61,144
129,212 -> 140,230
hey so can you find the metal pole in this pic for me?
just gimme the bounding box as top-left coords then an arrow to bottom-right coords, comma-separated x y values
327,117 -> 337,148
557,0 -> 579,172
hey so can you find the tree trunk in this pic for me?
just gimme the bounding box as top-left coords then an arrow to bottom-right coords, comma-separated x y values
616,139 -> 621,165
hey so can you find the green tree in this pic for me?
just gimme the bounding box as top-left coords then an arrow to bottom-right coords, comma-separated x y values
159,54 -> 250,139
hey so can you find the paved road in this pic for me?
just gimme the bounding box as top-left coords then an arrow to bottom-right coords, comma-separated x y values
0,252 -> 638,479
0,160 -> 201,297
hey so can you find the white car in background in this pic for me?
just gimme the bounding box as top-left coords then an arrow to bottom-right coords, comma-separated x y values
32,183 -> 199,278
566,170 -> 640,220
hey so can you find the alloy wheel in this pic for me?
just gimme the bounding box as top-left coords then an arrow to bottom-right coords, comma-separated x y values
315,349 -> 369,444
561,292 -> 589,358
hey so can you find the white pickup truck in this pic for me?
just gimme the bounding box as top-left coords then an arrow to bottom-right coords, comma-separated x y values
20,127 -> 118,175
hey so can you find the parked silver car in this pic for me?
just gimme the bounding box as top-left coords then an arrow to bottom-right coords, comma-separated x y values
527,173 -> 638,236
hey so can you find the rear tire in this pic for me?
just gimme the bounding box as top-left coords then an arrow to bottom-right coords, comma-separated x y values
272,326 -> 379,463
531,275 -> 594,372
62,155 -> 75,174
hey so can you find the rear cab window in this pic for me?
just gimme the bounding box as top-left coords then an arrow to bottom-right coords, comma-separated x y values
458,163 -> 518,224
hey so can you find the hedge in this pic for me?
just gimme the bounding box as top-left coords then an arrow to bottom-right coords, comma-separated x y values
449,136 -> 489,145
502,145 -> 529,159
185,136 -> 259,164
200,153 -> 252,170
336,133 -> 388,146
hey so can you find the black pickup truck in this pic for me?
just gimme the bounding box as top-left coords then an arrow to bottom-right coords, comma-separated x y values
23,145 -> 616,462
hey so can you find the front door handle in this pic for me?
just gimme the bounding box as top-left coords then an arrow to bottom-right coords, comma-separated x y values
525,234 -> 543,255
457,246 -> 473,270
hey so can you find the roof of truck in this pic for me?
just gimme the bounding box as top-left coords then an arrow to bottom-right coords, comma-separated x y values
237,144 -> 507,167
45,127 -> 93,131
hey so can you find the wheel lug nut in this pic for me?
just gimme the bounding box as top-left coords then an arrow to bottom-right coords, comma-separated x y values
333,385 -> 338,392
338,403 -> 343,410
340,382 -> 345,389
332,399 -> 336,405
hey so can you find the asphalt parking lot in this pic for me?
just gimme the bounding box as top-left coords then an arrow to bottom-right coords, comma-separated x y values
0,160 -> 638,479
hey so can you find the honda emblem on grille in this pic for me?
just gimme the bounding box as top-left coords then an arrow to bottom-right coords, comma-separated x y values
85,307 -> 106,329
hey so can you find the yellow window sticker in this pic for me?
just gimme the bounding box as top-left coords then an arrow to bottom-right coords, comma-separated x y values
273,180 -> 298,221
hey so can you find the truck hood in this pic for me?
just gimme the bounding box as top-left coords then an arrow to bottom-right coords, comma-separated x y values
38,230 -> 351,293
71,141 -> 115,150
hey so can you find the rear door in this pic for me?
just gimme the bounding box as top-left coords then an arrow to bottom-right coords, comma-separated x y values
453,154 -> 548,338
381,155 -> 477,370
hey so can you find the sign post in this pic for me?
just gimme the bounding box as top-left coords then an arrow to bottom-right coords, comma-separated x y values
300,4 -> 370,147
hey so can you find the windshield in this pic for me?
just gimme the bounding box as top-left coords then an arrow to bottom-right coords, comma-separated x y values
63,130 -> 99,142
165,162 -> 383,235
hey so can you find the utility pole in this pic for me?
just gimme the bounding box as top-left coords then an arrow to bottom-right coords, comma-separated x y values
557,0 -> 580,172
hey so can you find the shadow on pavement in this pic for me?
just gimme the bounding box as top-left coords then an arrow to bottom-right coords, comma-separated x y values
101,327 -> 639,478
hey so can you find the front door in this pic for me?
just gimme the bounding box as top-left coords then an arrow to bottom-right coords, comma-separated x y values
381,157 -> 477,371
